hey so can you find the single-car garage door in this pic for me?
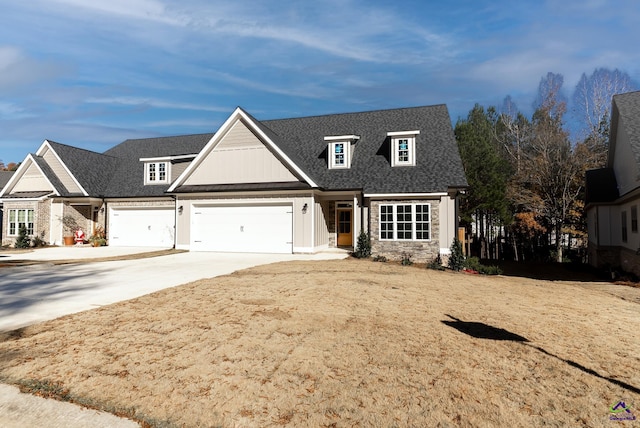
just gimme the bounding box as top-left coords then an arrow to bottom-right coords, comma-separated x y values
109,207 -> 175,247
191,205 -> 292,253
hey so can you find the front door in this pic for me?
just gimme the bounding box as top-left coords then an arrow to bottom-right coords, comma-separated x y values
337,209 -> 353,247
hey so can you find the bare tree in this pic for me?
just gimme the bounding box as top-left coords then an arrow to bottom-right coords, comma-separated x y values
520,94 -> 584,262
571,68 -> 636,167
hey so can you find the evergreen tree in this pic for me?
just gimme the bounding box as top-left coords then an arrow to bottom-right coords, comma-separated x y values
448,238 -> 465,271
15,226 -> 31,249
353,229 -> 371,258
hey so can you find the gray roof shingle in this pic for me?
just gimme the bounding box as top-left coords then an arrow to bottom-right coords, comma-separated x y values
24,105 -> 467,198
101,133 -> 213,197
611,91 -> 640,170
261,104 -> 468,193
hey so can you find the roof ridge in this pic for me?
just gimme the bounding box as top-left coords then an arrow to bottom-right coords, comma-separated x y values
120,132 -> 215,143
261,104 -> 447,123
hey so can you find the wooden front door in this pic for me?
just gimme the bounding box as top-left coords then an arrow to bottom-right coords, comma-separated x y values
337,209 -> 353,247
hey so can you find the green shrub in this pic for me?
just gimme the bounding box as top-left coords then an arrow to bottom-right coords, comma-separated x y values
448,238 -> 465,271
32,232 -> 47,247
372,254 -> 388,262
464,256 -> 482,271
464,256 -> 503,275
353,229 -> 371,258
427,254 -> 445,270
14,226 -> 31,249
400,252 -> 413,266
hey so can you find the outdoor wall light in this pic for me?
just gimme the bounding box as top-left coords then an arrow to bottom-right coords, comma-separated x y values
178,205 -> 184,214
100,207 -> 105,214
302,203 -> 308,214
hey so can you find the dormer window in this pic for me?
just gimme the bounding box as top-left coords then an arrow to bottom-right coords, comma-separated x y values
140,154 -> 197,185
147,162 -> 168,183
388,130 -> 420,167
324,135 -> 360,169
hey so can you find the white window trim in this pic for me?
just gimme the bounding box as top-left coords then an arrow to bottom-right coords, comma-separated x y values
328,141 -> 352,169
8,208 -> 35,236
378,203 -> 431,241
388,131 -> 419,167
325,135 -> 360,170
145,161 -> 170,184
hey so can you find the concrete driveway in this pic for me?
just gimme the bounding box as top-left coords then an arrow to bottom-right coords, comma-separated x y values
0,247 -> 348,332
0,247 -> 347,427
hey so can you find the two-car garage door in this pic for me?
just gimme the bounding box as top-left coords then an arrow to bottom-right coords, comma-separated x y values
191,205 -> 292,253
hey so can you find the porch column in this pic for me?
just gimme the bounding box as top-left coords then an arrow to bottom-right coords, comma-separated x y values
353,193 -> 359,247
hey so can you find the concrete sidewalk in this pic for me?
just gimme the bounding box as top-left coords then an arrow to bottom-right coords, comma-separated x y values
0,247 -> 348,427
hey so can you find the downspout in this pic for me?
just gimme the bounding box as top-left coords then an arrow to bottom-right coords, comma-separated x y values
171,195 -> 177,249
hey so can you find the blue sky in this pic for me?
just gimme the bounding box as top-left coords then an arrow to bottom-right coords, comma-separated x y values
1,0 -> 639,163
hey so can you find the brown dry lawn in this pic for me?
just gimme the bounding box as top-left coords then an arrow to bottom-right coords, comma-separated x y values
1,258 -> 639,427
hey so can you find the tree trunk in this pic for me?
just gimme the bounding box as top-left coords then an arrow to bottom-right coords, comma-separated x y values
556,224 -> 563,263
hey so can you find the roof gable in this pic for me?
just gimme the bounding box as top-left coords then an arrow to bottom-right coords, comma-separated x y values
179,119 -> 300,187
0,154 -> 57,197
169,108 -> 318,192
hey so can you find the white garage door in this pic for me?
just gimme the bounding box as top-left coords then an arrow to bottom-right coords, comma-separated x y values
191,205 -> 292,253
109,208 -> 175,247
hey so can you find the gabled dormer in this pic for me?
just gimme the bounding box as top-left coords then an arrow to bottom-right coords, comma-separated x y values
141,154 -> 198,185
388,130 -> 420,167
324,135 -> 360,169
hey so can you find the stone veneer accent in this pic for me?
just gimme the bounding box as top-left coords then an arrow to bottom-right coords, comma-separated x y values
369,199 -> 440,263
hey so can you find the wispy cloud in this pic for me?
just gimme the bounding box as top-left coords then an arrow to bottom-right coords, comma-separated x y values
85,96 -> 230,113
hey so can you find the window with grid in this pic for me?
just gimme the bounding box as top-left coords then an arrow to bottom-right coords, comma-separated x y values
148,163 -> 156,181
8,209 -> 34,236
147,162 -> 168,184
380,205 -> 394,240
334,143 -> 345,166
415,204 -> 430,240
397,139 -> 410,163
396,204 -> 413,239
379,203 -> 430,241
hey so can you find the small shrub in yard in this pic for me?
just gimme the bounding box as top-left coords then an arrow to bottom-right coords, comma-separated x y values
464,256 -> 503,275
353,229 -> 371,258
372,254 -> 388,262
400,252 -> 413,266
448,238 -> 465,271
32,232 -> 47,247
427,254 -> 445,271
14,226 -> 31,249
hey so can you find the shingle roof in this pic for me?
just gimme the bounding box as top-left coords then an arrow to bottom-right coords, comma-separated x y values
260,104 -> 468,193
101,134 -> 213,197
611,91 -> 640,170
46,141 -> 120,196
0,171 -> 14,190
25,106 -> 468,198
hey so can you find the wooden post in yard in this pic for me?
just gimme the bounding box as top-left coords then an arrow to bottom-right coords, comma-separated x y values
458,227 -> 466,256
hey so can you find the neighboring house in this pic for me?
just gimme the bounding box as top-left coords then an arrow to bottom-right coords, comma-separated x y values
0,105 -> 468,262
586,91 -> 640,276
0,170 -> 15,241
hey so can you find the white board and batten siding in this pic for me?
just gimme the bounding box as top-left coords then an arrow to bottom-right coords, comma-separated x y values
109,207 -> 175,247
190,204 -> 293,254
